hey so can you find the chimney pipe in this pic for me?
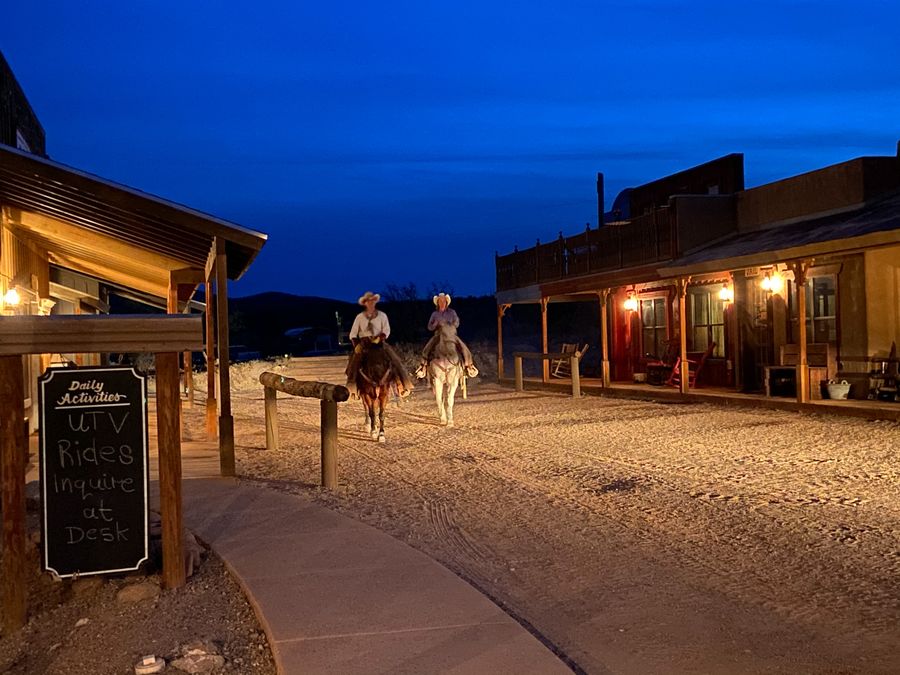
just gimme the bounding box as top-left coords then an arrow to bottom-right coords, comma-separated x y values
596,172 -> 605,228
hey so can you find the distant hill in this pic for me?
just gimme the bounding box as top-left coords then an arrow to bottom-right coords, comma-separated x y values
230,292 -> 358,357
111,289 -> 499,357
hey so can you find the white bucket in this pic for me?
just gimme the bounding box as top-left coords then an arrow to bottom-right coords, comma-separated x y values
826,380 -> 851,400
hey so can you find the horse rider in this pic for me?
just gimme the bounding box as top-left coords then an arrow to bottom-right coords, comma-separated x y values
345,291 -> 414,399
415,292 -> 478,379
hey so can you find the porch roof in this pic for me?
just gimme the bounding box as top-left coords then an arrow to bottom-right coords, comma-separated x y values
0,144 -> 267,299
660,189 -> 900,276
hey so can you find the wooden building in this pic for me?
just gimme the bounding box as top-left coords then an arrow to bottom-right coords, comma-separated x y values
0,50 -> 267,456
495,146 -> 900,405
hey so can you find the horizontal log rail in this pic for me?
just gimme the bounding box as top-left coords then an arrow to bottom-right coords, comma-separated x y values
512,352 -> 582,398
258,372 -> 350,489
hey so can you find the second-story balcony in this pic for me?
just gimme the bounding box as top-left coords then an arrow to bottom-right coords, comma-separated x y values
496,207 -> 673,292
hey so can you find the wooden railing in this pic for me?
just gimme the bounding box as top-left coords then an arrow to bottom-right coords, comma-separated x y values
513,351 -> 582,397
258,373 -> 349,489
496,209 -> 674,291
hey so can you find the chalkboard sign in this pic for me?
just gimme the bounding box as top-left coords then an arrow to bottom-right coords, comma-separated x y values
39,366 -> 149,578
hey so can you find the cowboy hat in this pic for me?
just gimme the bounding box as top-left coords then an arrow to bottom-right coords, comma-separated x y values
433,292 -> 451,306
358,291 -> 381,305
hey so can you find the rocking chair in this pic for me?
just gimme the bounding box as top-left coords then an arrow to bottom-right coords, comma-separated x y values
667,342 -> 716,388
551,343 -> 589,378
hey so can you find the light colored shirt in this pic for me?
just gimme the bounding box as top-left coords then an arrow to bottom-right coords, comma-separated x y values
350,310 -> 391,340
428,308 -> 459,331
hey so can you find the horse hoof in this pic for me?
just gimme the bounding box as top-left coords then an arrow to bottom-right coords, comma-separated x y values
377,434 -> 385,443
446,420 -> 455,428
370,430 -> 379,440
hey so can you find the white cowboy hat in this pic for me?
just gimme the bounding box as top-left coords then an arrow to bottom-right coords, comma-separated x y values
358,291 -> 381,305
433,292 -> 451,306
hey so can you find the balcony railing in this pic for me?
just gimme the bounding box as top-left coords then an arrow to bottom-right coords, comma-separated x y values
496,208 -> 674,292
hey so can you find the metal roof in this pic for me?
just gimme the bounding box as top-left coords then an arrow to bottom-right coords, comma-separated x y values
661,189 -> 900,276
0,144 -> 267,298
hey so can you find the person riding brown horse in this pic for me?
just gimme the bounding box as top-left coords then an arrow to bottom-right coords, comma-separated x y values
345,291 -> 414,399
415,292 -> 478,379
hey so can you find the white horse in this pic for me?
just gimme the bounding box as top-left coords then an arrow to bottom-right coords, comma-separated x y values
427,323 -> 467,427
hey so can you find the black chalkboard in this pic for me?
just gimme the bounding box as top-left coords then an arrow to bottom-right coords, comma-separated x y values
39,366 -> 149,578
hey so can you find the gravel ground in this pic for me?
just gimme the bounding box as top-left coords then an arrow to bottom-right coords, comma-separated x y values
221,356 -> 900,675
0,486 -> 276,673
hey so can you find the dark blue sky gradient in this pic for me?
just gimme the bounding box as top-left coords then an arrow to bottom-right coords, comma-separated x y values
5,1 -> 900,301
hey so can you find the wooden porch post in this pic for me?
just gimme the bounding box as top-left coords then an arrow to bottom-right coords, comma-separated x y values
793,262 -> 811,404
540,297 -> 549,382
204,278 -> 218,439
497,304 -> 510,382
599,289 -> 611,388
677,277 -> 690,394
167,275 -> 183,440
156,351 -> 185,589
0,355 -> 27,632
214,237 -> 235,476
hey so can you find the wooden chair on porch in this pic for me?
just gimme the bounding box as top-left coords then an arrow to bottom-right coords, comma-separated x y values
667,342 -> 716,388
551,343 -> 589,378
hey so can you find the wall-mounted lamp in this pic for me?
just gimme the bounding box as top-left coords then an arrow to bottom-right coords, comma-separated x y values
718,283 -> 734,303
623,290 -> 638,312
3,287 -> 21,306
760,269 -> 783,294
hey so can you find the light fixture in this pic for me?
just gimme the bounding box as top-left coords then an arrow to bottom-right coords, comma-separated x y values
760,269 -> 783,294
719,283 -> 734,303
623,290 -> 638,312
3,288 -> 21,306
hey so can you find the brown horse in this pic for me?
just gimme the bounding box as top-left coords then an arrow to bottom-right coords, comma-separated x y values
355,337 -> 393,442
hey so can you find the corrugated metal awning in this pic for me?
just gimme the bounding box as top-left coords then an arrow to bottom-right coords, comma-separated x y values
0,144 -> 267,298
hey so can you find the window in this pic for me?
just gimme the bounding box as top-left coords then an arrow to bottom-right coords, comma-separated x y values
789,275 -> 837,344
640,297 -> 667,359
689,286 -> 725,357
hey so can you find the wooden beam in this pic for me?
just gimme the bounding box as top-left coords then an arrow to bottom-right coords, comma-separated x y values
205,279 -> 218,439
676,277 -> 690,394
1,355 -> 27,632
793,261 -> 811,404
156,352 -> 185,589
599,289 -> 611,388
0,315 -> 203,355
215,237 -> 235,476
497,303 -> 510,382
169,267 -> 205,287
540,297 -> 549,382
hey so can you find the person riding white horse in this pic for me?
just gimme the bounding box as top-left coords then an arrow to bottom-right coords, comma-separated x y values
345,291 -> 414,399
415,292 -> 478,379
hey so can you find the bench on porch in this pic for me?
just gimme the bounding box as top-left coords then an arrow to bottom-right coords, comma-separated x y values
765,343 -> 835,399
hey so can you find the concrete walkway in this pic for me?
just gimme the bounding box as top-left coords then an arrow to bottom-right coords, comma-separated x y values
165,478 -> 570,674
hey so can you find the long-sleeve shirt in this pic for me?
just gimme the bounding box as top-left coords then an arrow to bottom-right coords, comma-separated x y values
427,308 -> 459,331
349,310 -> 391,340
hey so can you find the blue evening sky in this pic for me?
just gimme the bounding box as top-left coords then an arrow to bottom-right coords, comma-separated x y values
4,1 -> 899,301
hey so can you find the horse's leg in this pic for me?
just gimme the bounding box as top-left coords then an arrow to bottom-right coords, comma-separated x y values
434,373 -> 447,425
365,397 -> 378,440
377,389 -> 386,443
446,370 -> 459,428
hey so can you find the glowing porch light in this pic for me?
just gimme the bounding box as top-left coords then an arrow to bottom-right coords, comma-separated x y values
623,292 -> 638,312
760,270 -> 783,294
3,288 -> 21,306
719,283 -> 734,303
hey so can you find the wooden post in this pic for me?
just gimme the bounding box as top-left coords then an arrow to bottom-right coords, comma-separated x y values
321,400 -> 337,489
570,355 -> 581,397
540,297 -> 549,382
183,350 -> 193,405
205,280 -> 217,439
514,355 -> 524,391
677,278 -> 690,394
497,303 -> 510,382
794,262 -> 810,404
214,238 -> 235,477
1,355 -> 27,632
167,276 -> 183,440
599,289 -> 611,388
156,351 -> 185,589
264,386 -> 278,451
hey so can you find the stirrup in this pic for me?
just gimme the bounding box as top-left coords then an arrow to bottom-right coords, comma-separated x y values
465,364 -> 479,378
414,361 -> 428,379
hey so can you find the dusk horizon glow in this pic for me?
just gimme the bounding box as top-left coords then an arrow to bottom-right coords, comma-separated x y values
5,0 -> 899,302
